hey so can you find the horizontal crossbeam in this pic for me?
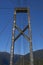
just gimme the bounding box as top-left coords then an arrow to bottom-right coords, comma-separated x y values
14,25 -> 29,41
15,8 -> 30,13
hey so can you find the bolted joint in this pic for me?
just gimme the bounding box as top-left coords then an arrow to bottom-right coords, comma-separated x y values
12,36 -> 14,40
14,20 -> 16,23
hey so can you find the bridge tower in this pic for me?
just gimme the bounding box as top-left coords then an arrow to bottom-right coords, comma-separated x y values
10,8 -> 34,65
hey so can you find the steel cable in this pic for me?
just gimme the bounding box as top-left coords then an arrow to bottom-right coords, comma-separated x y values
0,15 -> 13,36
4,34 -> 11,52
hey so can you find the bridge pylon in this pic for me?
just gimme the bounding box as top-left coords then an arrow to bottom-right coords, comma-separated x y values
10,8 -> 34,65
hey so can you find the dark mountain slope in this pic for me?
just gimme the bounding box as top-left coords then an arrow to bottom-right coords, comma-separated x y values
0,49 -> 43,65
24,49 -> 43,65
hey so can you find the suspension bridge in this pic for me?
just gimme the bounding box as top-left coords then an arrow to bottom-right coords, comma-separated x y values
0,0 -> 43,65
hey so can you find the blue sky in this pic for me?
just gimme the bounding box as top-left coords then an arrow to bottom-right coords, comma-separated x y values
0,0 -> 43,55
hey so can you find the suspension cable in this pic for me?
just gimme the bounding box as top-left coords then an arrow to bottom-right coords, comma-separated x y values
0,16 -> 13,36
4,34 -> 11,52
